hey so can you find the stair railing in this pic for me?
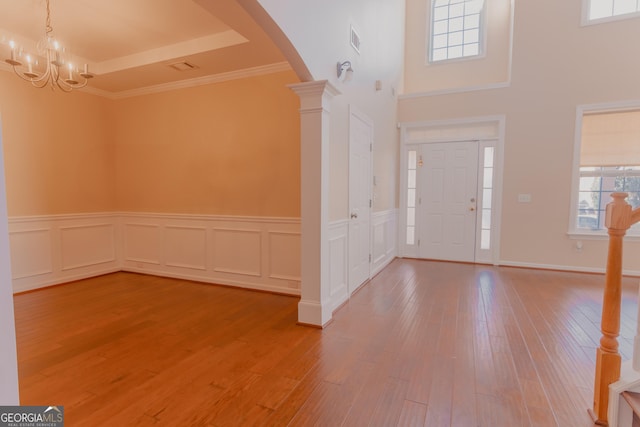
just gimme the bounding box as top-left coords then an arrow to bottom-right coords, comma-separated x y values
591,192 -> 640,425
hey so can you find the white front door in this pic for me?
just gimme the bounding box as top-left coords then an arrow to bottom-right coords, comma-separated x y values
418,141 -> 478,262
348,108 -> 372,294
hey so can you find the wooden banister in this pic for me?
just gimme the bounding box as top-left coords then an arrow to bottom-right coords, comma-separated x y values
591,192 -> 640,425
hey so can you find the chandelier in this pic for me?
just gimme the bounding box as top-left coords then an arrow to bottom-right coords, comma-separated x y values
4,0 -> 94,92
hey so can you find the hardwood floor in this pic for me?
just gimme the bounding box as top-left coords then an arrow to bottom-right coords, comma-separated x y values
14,259 -> 639,426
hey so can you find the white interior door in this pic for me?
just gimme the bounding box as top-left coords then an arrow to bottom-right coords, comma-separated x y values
418,141 -> 478,262
348,109 -> 372,294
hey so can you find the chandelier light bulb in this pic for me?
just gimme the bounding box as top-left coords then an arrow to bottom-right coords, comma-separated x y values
3,0 -> 95,91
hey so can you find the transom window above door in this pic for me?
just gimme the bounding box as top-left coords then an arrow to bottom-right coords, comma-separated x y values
429,0 -> 485,62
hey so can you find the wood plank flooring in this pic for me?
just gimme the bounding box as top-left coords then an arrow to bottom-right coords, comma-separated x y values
13,259 -> 639,426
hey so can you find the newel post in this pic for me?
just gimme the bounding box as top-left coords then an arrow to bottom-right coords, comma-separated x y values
592,192 -> 633,425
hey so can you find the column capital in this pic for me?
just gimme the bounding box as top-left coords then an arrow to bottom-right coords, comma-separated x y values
288,80 -> 340,112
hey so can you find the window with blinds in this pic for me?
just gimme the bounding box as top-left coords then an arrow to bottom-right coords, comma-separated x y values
575,109 -> 640,234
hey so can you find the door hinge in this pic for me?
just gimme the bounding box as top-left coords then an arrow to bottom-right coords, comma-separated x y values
369,199 -> 372,208
369,254 -> 372,263
370,143 -> 372,152
417,239 -> 421,246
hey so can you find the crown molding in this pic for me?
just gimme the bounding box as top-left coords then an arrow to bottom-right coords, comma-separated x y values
107,62 -> 292,100
1,62 -> 293,100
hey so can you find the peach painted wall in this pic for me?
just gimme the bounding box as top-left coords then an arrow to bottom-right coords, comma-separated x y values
113,70 -> 301,217
399,0 -> 640,272
0,71 -> 115,216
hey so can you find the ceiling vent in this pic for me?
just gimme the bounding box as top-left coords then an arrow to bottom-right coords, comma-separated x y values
168,61 -> 198,72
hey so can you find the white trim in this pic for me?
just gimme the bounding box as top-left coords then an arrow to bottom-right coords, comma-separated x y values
371,209 -> 398,276
289,80 -> 340,327
0,62 -> 293,100
399,114 -> 508,131
328,220 -> 349,312
498,260 -> 640,277
608,360 -> 640,427
8,212 -> 301,295
118,211 -> 300,224
9,212 -> 117,223
399,81 -> 510,99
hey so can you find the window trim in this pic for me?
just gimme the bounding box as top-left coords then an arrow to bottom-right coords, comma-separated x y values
428,0 -> 488,64
569,100 -> 640,238
581,0 -> 640,26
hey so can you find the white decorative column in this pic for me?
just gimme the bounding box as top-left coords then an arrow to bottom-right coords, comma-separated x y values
289,80 -> 339,327
0,121 -> 19,404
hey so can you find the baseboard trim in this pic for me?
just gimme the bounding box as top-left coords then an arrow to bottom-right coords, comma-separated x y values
498,260 -> 640,277
121,267 -> 300,296
13,267 -> 121,294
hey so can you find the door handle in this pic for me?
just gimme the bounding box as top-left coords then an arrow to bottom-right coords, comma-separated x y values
351,213 -> 358,219
469,207 -> 475,211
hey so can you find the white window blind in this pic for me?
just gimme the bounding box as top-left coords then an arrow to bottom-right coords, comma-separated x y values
580,110 -> 640,167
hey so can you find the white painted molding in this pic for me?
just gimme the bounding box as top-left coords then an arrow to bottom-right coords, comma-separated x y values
329,220 -> 348,312
8,212 -> 301,295
121,213 -> 300,295
498,260 -> 640,277
371,209 -> 398,276
326,210 -> 397,314
9,214 -> 120,293
8,62 -> 294,100
399,81 -> 511,100
119,211 -> 300,224
289,80 -> 340,327
608,360 -> 640,427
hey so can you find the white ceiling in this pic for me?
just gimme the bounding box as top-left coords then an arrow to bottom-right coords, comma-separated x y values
0,0 -> 289,96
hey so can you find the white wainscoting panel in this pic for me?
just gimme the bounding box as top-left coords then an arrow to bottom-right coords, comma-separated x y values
268,231 -> 301,290
60,224 -> 116,271
120,214 -> 300,295
372,209 -> 398,276
9,214 -> 120,293
123,223 -> 162,264
328,220 -> 349,312
212,228 -> 262,277
165,226 -> 207,270
9,229 -> 53,280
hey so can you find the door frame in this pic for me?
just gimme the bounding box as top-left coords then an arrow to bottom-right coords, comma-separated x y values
398,116 -> 505,265
348,105 -> 373,295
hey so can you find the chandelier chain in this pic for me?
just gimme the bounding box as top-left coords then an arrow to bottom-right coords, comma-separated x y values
45,0 -> 53,37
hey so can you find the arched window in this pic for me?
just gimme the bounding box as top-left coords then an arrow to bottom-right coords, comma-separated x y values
430,0 -> 485,62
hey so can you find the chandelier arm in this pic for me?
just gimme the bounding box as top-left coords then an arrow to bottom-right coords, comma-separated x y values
4,0 -> 95,92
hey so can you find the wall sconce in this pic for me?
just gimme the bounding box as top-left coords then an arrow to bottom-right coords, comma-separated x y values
336,61 -> 354,82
